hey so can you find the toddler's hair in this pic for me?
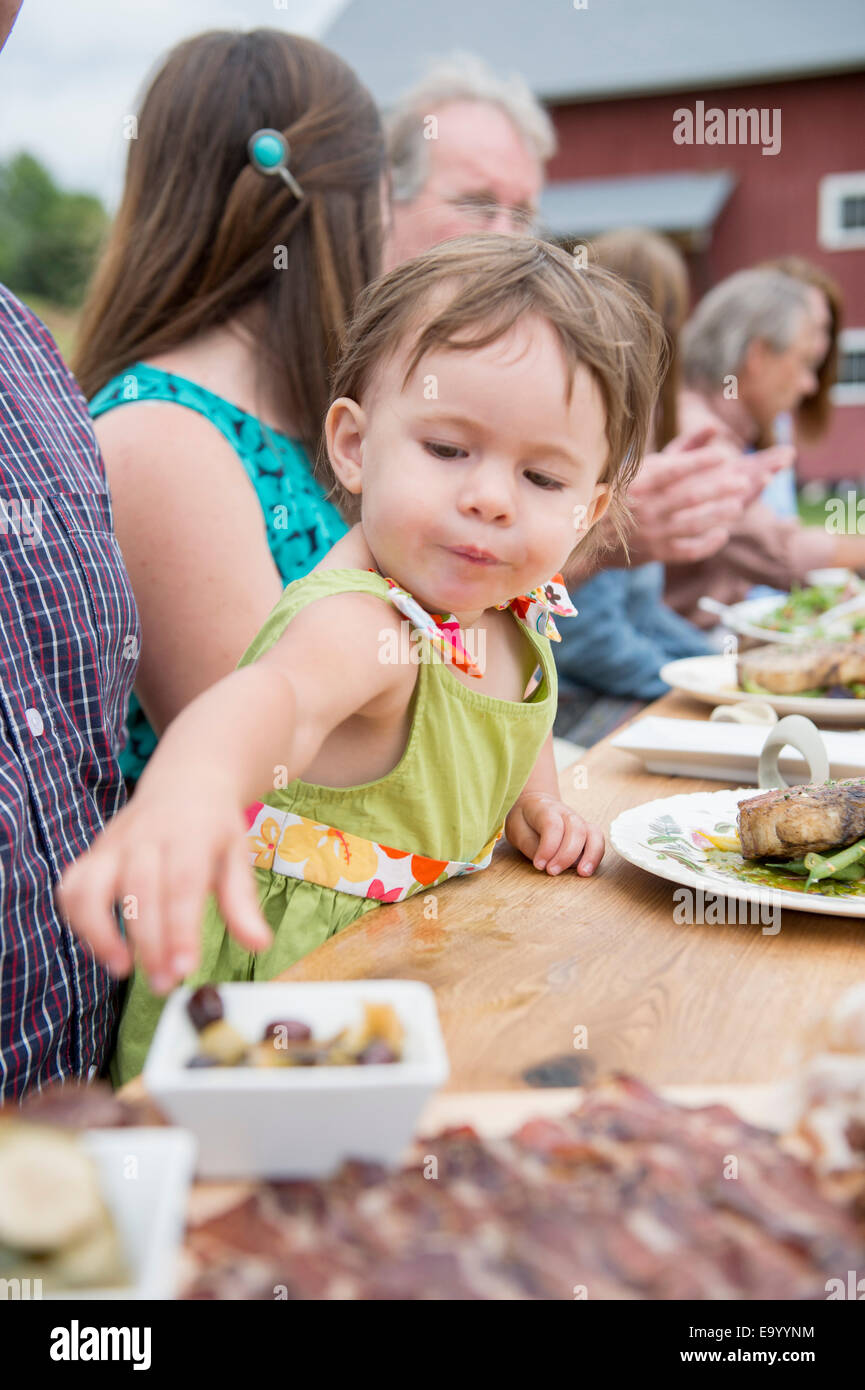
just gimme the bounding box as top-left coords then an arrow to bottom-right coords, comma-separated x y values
319,234 -> 667,560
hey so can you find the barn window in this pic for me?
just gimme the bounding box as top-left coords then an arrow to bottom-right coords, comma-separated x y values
819,173 -> 865,250
833,330 -> 865,405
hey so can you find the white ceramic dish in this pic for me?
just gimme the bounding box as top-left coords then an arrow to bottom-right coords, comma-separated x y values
720,572 -> 865,643
610,786 -> 865,920
145,981 -> 450,1179
660,654 -> 865,726
46,1127 -> 196,1299
611,715 -> 865,784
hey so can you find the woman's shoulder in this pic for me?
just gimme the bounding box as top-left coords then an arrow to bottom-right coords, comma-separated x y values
90,360 -> 239,423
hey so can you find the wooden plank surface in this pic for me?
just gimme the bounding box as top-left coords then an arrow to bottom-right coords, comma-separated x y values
278,690 -> 865,1092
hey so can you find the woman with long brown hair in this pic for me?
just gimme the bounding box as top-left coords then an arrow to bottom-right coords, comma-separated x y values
74,29 -> 385,784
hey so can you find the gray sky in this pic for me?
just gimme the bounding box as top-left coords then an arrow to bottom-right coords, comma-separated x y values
0,0 -> 347,208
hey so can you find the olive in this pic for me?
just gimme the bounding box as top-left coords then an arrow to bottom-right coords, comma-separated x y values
187,985 -> 224,1032
357,1041 -> 398,1065
262,1019 -> 312,1046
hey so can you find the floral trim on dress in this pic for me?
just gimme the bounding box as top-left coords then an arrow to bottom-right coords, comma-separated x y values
372,570 -> 578,678
497,576 -> 578,642
245,802 -> 503,903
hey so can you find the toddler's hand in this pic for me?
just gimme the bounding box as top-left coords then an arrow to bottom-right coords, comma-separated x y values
55,777 -> 272,994
505,792 -> 604,877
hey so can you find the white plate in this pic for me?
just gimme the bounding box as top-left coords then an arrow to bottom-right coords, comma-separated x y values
660,654 -> 865,726
610,786 -> 865,919
722,572 -> 865,642
46,1128 -> 197,1299
611,715 -> 865,783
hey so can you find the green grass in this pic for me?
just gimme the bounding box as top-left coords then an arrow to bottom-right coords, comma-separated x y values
13,293 -> 80,361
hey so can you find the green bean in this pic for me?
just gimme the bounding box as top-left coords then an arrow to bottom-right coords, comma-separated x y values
805,837 -> 865,889
829,863 -> 865,882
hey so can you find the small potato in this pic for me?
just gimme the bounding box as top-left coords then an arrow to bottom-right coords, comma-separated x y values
197,1020 -> 248,1065
246,1040 -> 291,1069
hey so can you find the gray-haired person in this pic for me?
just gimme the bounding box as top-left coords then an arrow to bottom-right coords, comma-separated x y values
385,52 -> 553,266
667,267 -> 865,625
383,53 -> 770,575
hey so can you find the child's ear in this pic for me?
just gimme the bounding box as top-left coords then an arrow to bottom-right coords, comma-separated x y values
579,483 -> 611,533
325,397 -> 366,497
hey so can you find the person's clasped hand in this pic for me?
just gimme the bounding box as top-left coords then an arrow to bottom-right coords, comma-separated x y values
625,425 -> 751,565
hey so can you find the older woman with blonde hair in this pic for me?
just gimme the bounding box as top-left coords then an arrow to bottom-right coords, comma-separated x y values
666,266 -> 865,626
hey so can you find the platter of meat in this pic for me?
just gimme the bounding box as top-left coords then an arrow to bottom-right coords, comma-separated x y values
610,781 -> 865,917
176,1073 -> 864,1300
21,984 -> 865,1301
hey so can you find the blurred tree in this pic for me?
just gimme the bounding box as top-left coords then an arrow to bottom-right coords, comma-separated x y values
0,153 -> 107,307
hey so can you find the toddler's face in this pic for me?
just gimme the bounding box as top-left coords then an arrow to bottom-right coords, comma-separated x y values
330,313 -> 611,623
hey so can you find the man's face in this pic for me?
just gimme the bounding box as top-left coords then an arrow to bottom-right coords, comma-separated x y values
0,1 -> 22,52
385,101 -> 544,268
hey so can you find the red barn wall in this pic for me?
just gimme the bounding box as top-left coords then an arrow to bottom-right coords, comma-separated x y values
548,73 -> 865,482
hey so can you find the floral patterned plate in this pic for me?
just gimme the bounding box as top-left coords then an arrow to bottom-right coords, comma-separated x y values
610,787 -> 865,918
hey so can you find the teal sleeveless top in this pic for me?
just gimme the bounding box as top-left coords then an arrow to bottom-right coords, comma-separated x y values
89,363 -> 348,782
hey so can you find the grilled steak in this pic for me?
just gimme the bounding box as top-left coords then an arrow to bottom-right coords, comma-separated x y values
738,777 -> 865,859
738,638 -> 865,695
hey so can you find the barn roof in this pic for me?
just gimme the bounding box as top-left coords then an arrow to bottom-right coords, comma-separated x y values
322,0 -> 865,107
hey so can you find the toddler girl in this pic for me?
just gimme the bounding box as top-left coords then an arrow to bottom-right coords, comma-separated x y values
57,234 -> 664,1081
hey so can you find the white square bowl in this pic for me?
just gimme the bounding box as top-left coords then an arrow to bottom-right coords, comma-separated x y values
46,1127 -> 197,1299
144,980 -> 450,1179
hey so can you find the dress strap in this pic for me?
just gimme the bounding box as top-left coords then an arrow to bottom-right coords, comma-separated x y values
369,569 -> 578,678
245,801 -> 503,902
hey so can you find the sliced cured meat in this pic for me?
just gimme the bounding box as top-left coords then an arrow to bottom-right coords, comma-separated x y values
179,1075 -> 865,1300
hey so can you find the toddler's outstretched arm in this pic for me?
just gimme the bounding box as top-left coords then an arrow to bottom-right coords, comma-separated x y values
56,592 -> 408,992
504,732 -> 605,877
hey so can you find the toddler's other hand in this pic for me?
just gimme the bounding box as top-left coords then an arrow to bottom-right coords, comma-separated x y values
505,792 -> 604,877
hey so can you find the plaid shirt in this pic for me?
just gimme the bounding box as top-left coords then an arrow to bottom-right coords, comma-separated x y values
0,287 -> 140,1101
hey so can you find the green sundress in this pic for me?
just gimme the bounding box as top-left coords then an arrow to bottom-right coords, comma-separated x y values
112,566 -> 560,1083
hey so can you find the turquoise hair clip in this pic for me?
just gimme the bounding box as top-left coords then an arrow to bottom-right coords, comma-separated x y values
247,128 -> 304,200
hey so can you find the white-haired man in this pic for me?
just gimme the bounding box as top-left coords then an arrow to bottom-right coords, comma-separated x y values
383,54 -> 778,574
385,53 -> 553,265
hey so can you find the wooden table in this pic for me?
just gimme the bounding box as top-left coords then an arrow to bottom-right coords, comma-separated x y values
279,690 -> 864,1092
